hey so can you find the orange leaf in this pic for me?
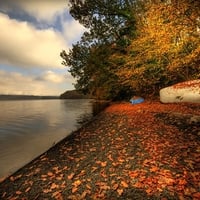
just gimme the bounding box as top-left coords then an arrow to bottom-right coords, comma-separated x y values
86,184 -> 92,190
101,161 -> 107,167
146,188 -> 153,195
100,171 -> 107,178
43,189 -> 51,193
117,188 -> 123,196
47,172 -> 53,176
73,180 -> 81,187
178,179 -> 187,185
67,173 -> 75,180
100,184 -> 110,190
50,183 -> 58,190
81,190 -> 91,198
129,171 -> 139,178
91,166 -> 98,172
133,182 -> 143,188
113,183 -> 119,190
150,166 -> 159,173
16,191 -> 22,195
53,166 -> 59,171
25,187 -> 31,193
193,192 -> 200,198
52,191 -> 63,199
108,154 -> 113,161
72,187 -> 78,193
121,181 -> 129,188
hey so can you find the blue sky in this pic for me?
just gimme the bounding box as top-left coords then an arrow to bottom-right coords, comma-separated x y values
0,0 -> 86,95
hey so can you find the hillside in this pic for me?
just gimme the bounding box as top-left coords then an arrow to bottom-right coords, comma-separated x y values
60,90 -> 90,99
0,95 -> 59,100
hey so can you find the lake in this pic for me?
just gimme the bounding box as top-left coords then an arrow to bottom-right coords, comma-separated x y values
0,99 -> 95,181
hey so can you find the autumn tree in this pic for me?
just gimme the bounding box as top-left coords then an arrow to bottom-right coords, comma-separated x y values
115,0 -> 200,96
61,0 -> 200,99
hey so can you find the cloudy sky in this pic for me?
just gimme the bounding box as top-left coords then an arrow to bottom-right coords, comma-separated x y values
0,0 -> 86,96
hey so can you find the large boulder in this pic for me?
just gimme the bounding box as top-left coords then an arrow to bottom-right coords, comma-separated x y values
160,80 -> 200,103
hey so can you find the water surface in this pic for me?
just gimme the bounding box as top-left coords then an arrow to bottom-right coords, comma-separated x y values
0,99 -> 93,180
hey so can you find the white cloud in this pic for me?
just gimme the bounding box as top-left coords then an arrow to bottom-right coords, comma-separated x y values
0,13 -> 68,69
0,1 -> 86,95
0,0 -> 69,23
41,71 -> 66,83
36,70 -> 74,84
62,19 -> 87,44
0,70 -> 74,95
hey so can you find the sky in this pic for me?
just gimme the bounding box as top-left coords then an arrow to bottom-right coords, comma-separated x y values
0,0 -> 87,96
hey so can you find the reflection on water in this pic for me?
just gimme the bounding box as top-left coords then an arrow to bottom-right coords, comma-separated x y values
0,99 -> 94,180
0,99 -> 109,181
76,100 -> 110,127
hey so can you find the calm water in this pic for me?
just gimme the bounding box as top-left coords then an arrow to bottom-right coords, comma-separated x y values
0,99 -> 93,180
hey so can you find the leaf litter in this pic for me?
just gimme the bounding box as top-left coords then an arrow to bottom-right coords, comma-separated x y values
0,101 -> 199,199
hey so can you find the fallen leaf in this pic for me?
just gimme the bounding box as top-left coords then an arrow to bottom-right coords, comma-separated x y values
43,189 -> 51,193
101,161 -> 107,167
73,180 -> 81,187
117,188 -> 123,196
112,183 -> 119,190
133,182 -> 143,188
129,171 -> 139,178
178,179 -> 187,185
41,157 -> 48,161
100,184 -> 110,190
193,192 -> 200,198
81,190 -> 89,199
146,188 -> 153,195
86,184 -> 92,190
16,191 -> 22,195
25,187 -> 31,193
91,166 -> 98,172
100,171 -> 107,178
2,192 -> 6,198
52,191 -> 63,199
68,173 -> 75,180
47,172 -> 53,176
150,166 -> 159,173
108,154 -> 113,161
72,187 -> 78,193
121,181 -> 129,188
50,183 -> 58,190
68,156 -> 74,160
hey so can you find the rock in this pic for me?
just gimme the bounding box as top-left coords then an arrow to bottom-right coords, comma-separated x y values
160,80 -> 200,103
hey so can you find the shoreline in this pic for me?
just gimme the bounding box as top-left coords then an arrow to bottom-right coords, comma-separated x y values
0,101 -> 199,199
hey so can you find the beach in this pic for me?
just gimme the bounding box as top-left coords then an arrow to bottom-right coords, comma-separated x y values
0,101 -> 199,199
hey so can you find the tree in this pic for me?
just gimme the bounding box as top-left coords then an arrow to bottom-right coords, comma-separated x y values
61,0 -> 200,99
114,0 -> 200,96
68,0 -> 136,43
61,0 -> 137,99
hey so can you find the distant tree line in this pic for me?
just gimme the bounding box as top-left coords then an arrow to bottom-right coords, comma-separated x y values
61,0 -> 200,100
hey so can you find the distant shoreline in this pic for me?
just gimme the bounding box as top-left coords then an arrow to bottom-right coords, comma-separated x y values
0,94 -> 59,101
